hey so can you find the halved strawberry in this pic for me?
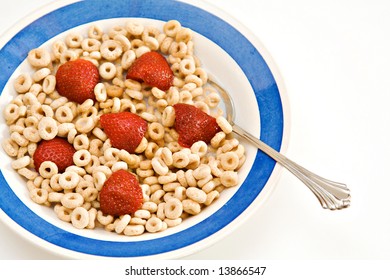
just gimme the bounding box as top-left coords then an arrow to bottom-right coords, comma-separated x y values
99,170 -> 143,216
126,51 -> 174,91
33,137 -> 76,173
173,103 -> 221,147
100,112 -> 147,154
55,58 -> 99,104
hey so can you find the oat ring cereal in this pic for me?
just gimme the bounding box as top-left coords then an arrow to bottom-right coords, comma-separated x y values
2,20 -> 247,237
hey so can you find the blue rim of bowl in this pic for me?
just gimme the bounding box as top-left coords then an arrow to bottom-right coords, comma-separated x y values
0,0 -> 283,258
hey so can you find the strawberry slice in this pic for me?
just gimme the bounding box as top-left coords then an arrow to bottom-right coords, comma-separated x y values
99,170 -> 143,216
33,137 -> 76,173
100,112 -> 147,154
55,58 -> 99,104
173,103 -> 221,148
126,51 -> 174,91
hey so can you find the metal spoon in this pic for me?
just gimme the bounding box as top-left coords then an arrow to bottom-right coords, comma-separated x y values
208,79 -> 351,210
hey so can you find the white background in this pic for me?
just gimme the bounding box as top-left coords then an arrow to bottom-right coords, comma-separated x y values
0,0 -> 389,260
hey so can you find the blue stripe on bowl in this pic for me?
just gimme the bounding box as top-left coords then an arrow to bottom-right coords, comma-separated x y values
0,0 -> 283,257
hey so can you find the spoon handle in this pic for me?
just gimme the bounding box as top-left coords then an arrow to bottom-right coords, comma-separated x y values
232,124 -> 351,210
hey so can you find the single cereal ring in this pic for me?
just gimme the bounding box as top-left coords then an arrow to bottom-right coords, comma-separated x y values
144,35 -> 159,51
134,209 -> 151,220
161,106 -> 175,127
151,157 -> 169,176
11,155 -> 31,170
157,147 -> 173,166
73,149 -> 92,167
65,33 -> 83,48
61,192 -> 84,209
114,34 -> 131,52
92,171 -> 107,190
184,169 -> 197,188
14,73 -> 32,94
29,188 -> 48,205
142,201 -> 158,213
121,49 -> 136,69
42,75 -> 56,94
71,206 -> 89,229
99,62 -> 117,80
160,36 -> 174,54
33,67 -> 51,82
182,199 -> 201,215
37,116 -> 57,140
216,116 -> 233,134
220,170 -> 239,187
97,210 -> 114,226
148,122 -> 165,141
164,217 -> 182,228
73,134 -> 90,150
179,58 -> 196,75
163,20 -> 181,37
219,151 -> 240,171
52,40 -> 67,59
172,150 -> 190,169
169,41 -> 187,58
126,21 -> 144,36
59,171 -> 80,190
38,160 -> 58,179
174,185 -> 187,201
150,189 -> 165,205
111,161 -> 128,172
164,197 -> 183,219
94,83 -> 107,102
50,96 -> 68,110
48,192 -> 64,203
186,187 -> 207,204
204,190 -> 220,206
11,131 -> 29,147
86,208 -> 98,229
88,25 -> 103,40
124,224 -> 145,236
4,104 -> 20,125
81,38 -> 101,52
190,141 -> 208,158
145,216 -> 163,233
157,171 -> 177,185
54,205 -> 72,222
115,214 -> 131,234
55,105 -> 74,123
206,91 -> 221,108
100,40 -> 123,61
210,131 -> 226,148
28,48 -> 51,67
175,27 -> 192,43
193,164 -> 211,180
75,116 -> 96,133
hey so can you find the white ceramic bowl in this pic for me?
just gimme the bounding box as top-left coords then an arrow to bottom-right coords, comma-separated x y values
0,0 -> 288,259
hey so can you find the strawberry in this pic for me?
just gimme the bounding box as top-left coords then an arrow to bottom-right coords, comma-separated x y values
100,112 -> 147,154
99,170 -> 143,216
173,103 -> 221,148
33,137 -> 76,173
55,58 -> 99,104
126,51 -> 174,91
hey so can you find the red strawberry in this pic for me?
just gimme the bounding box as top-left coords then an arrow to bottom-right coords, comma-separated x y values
55,58 -> 99,104
126,51 -> 174,91
99,170 -> 143,216
33,137 -> 76,173
173,103 -> 221,148
100,112 -> 147,154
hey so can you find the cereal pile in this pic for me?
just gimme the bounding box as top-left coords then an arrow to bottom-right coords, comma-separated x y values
1,20 -> 246,236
